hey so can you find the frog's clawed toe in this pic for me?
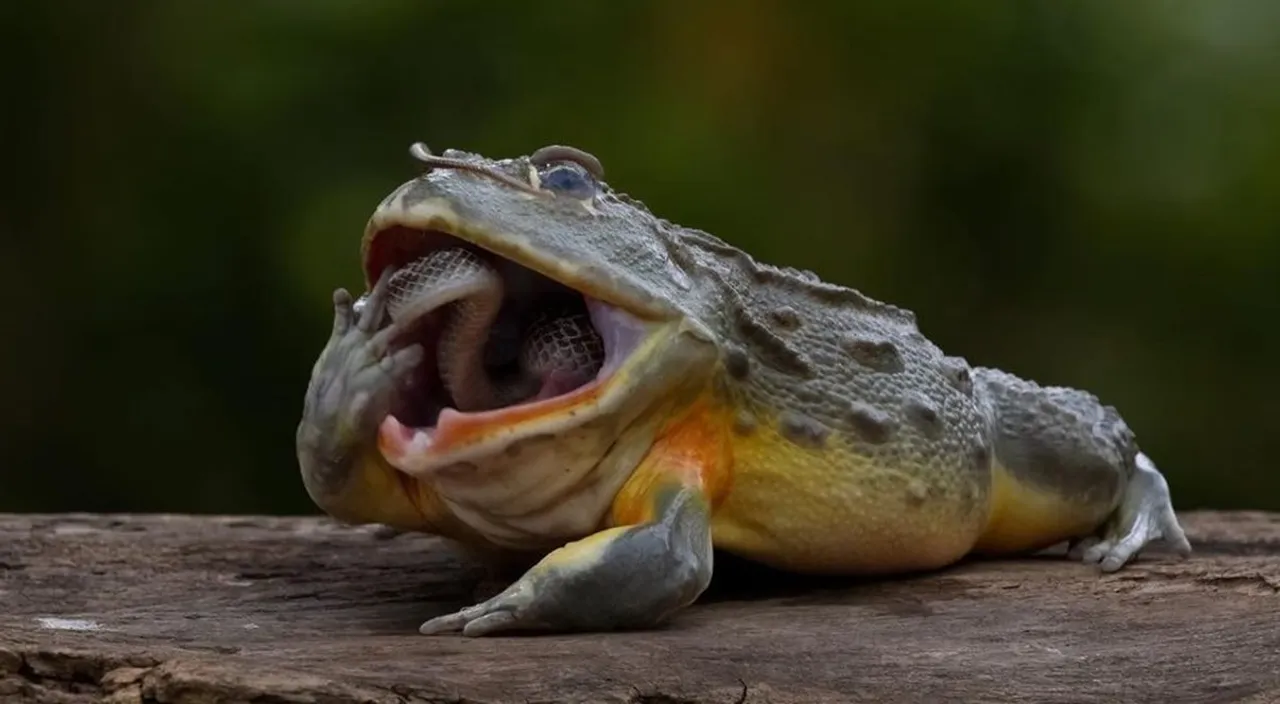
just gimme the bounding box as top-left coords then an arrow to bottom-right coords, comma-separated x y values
419,584 -> 535,637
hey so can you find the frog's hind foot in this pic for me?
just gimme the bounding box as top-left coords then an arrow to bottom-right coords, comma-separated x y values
1068,452 -> 1192,572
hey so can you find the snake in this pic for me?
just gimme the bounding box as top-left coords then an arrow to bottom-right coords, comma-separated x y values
383,248 -> 605,412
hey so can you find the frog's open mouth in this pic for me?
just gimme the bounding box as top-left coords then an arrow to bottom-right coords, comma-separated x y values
362,224 -> 654,475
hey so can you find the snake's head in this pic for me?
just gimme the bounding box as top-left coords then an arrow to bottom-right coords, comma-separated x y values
358,143 -> 720,488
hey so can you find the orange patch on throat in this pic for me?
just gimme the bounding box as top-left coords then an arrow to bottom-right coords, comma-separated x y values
609,397 -> 734,526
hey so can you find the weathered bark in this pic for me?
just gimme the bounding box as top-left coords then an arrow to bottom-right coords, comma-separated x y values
1,511 -> 1277,703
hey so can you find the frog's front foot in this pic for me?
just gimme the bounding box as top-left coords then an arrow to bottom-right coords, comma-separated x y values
420,490 -> 713,637
296,269 -> 422,502
1068,452 -> 1192,572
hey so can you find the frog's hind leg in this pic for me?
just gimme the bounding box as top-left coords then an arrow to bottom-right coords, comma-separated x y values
1066,451 -> 1191,571
971,367 -> 1191,571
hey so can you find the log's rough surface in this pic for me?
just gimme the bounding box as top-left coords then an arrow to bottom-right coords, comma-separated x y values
1,512 -> 1278,704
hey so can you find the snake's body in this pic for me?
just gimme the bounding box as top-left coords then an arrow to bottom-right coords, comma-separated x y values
385,248 -> 604,411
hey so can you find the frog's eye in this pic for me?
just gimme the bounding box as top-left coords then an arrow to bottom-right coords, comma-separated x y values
530,145 -> 604,199
538,162 -> 596,199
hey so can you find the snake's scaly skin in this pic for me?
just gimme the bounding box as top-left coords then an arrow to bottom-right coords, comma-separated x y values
386,248 -> 604,410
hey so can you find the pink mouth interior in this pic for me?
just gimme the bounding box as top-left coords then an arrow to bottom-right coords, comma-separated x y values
378,298 -> 650,469
364,226 -> 654,468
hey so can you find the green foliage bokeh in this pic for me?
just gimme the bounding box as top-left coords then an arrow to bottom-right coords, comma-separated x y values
4,1 -> 1278,514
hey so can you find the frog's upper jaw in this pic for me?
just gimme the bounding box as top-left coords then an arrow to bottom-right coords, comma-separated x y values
362,144 -> 690,322
359,147 -> 720,500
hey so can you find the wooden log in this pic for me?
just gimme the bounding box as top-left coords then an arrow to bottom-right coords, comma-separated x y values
2,511 -> 1278,703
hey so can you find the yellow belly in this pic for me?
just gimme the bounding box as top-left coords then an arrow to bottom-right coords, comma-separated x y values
709,423 -> 991,575
971,460 -> 1116,556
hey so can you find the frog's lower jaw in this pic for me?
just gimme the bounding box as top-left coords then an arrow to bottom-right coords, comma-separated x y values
377,308 -> 717,549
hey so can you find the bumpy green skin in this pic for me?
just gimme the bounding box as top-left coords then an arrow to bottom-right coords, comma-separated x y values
297,145 -> 1192,636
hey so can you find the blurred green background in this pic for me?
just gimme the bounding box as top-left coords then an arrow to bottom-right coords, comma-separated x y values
4,1 -> 1277,515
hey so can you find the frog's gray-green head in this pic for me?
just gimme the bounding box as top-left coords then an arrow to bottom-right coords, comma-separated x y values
362,144 -> 688,320
359,144 -> 719,491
